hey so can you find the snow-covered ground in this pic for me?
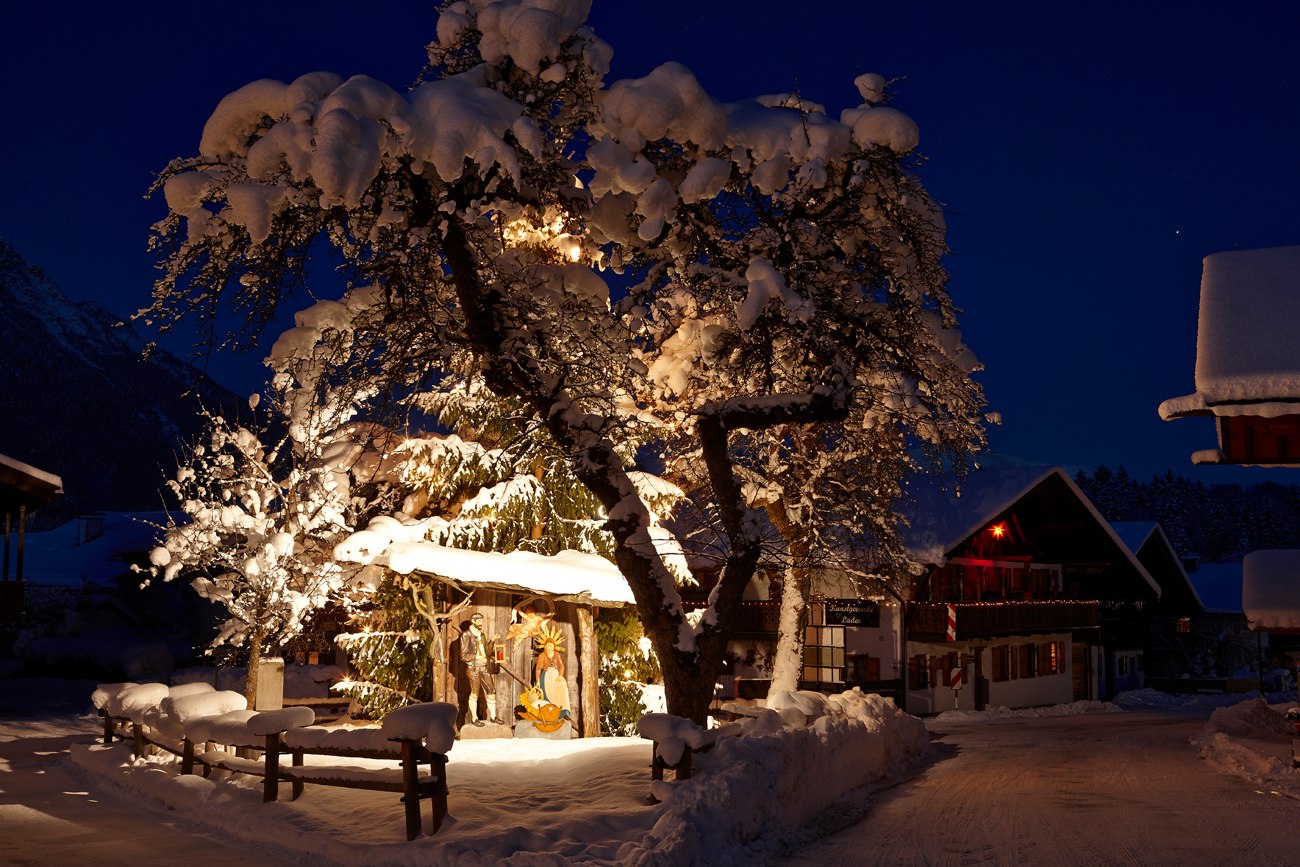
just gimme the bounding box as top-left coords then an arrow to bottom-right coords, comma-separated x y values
6,678 -> 930,866
5,678 -> 1298,866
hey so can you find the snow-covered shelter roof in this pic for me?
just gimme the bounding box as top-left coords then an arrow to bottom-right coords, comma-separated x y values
335,517 -> 634,606
1242,549 -> 1300,631
901,465 -> 1160,599
0,452 -> 63,513
1160,246 -> 1300,421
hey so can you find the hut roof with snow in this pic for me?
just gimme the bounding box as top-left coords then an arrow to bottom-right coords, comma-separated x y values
1160,245 -> 1300,465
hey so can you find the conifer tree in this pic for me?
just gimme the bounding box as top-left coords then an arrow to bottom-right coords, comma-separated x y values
331,374 -> 681,718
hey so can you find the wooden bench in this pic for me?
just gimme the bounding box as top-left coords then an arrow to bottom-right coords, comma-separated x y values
130,721 -> 447,841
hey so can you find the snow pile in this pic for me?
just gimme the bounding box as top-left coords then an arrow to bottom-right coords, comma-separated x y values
1111,687 -> 1284,712
933,700 -> 1122,724
1200,697 -> 1291,738
624,688 -> 928,862
1191,698 -> 1300,797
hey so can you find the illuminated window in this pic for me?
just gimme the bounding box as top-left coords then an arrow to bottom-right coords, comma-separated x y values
1176,617 -> 1192,634
801,605 -> 845,686
1040,641 -> 1064,675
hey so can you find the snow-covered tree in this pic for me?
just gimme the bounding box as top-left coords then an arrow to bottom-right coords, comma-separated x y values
146,330 -> 400,706
142,0 -> 986,722
148,413 -> 345,705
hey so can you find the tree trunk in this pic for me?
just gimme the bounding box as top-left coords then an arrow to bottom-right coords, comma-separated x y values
577,605 -> 599,737
769,565 -> 809,694
767,499 -> 813,695
659,645 -> 719,725
441,217 -> 846,726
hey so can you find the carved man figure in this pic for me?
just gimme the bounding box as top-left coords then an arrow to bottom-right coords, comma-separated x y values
459,612 -> 501,726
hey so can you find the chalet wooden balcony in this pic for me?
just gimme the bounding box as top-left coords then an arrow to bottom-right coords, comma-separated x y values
908,600 -> 1099,642
731,600 -> 781,637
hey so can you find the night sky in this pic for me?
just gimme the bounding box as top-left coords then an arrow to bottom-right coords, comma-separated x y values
4,1 -> 1299,484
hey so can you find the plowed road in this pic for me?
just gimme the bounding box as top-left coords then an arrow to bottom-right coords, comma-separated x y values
782,710 -> 1300,866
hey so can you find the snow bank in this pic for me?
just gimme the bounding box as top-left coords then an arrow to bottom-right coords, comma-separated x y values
624,688 -> 928,863
933,699 -> 1122,723
1191,698 -> 1300,797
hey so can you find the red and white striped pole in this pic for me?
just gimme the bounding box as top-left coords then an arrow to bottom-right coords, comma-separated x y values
946,604 -> 957,642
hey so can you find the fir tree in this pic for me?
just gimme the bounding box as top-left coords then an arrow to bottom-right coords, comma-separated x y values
332,377 -> 681,719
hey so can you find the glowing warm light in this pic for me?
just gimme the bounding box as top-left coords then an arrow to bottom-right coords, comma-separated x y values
990,522 -> 1007,539
498,208 -> 600,267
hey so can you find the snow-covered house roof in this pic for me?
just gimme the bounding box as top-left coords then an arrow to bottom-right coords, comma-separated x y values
1110,521 -> 1205,614
20,512 -> 166,587
1159,246 -> 1300,464
1242,549 -> 1300,631
0,452 -> 63,513
901,465 -> 1160,599
335,516 -> 634,607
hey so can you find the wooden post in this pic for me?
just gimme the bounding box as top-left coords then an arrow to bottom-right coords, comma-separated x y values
577,604 -> 599,738
401,739 -> 421,841
430,753 -> 448,835
15,505 -> 25,582
263,734 -> 280,803
181,739 -> 195,775
292,749 -> 304,800
132,722 -> 146,758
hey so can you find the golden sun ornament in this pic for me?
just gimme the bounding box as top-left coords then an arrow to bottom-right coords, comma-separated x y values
533,623 -> 565,653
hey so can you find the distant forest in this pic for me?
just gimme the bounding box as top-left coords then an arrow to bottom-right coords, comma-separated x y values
1074,467 -> 1300,564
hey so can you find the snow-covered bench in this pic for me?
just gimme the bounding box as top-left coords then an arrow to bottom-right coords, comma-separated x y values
91,683 -> 454,841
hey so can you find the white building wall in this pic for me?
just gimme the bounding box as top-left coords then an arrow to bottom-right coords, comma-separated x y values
842,600 -> 903,682
905,633 -> 1074,714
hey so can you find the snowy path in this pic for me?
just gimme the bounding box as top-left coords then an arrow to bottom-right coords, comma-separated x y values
781,710 -> 1300,866
0,715 -> 285,866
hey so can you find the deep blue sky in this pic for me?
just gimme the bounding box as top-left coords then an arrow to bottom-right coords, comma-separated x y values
4,2 -> 1299,484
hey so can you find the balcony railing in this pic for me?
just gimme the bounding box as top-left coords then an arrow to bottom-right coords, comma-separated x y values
908,600 -> 1099,641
